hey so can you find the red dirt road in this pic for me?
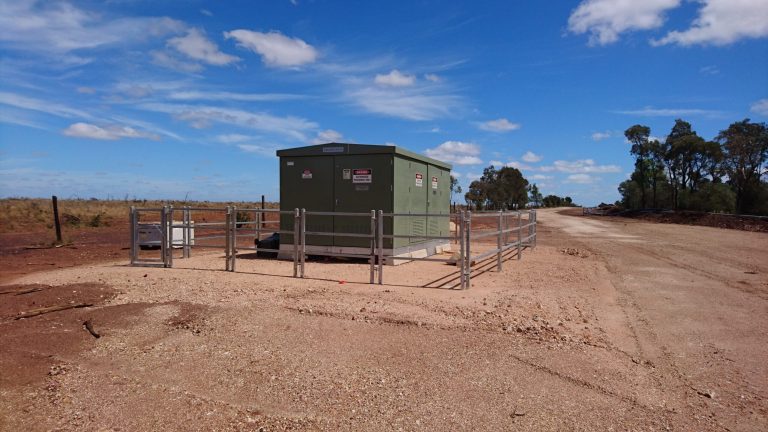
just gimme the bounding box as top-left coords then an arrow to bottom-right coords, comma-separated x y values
1,209 -> 766,431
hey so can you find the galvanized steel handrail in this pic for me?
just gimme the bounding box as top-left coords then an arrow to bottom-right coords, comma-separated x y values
129,206 -> 537,290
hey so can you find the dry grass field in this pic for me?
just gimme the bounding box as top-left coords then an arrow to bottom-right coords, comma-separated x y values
1,207 -> 766,431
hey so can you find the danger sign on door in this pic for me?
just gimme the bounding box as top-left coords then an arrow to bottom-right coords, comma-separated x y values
415,173 -> 423,187
431,176 -> 438,189
352,168 -> 372,183
302,169 -> 312,179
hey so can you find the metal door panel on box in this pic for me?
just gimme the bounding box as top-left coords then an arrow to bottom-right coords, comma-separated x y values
280,156 -> 334,246
333,154 -> 392,248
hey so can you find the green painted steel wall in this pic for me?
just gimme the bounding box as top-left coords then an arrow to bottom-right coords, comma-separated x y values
427,164 -> 450,239
332,154 -> 393,248
279,144 -> 451,250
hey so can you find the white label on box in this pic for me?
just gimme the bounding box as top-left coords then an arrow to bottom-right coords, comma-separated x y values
352,168 -> 372,183
343,169 -> 351,180
431,176 -> 438,189
415,173 -> 423,187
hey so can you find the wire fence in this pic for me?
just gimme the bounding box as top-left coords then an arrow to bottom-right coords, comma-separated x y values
129,206 -> 536,290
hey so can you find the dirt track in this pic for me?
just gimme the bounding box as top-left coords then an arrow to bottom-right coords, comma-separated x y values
1,209 -> 766,431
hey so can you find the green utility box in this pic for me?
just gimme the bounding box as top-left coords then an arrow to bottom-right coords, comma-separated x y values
277,143 -> 452,262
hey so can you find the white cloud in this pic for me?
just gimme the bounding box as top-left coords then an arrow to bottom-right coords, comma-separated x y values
478,118 -> 520,132
0,91 -> 93,120
0,1 -> 185,57
237,144 -> 278,157
424,141 -> 482,165
375,70 -> 416,87
591,131 -> 612,141
312,129 -> 344,144
424,74 -> 441,82
699,65 -> 719,75
565,174 -> 597,184
750,99 -> 768,117
346,85 -> 460,121
168,91 -> 304,102
216,134 -> 254,144
550,159 -> 621,174
522,151 -> 542,163
62,122 -> 159,140
200,9 -> 213,17
167,28 -> 239,66
151,50 -> 203,73
616,107 -> 722,117
141,103 -> 317,141
653,0 -> 768,46
568,0 -> 680,45
224,30 -> 318,67
77,87 -> 96,94
531,174 -> 553,181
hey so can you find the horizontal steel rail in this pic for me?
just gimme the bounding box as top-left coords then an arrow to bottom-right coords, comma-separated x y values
304,211 -> 372,217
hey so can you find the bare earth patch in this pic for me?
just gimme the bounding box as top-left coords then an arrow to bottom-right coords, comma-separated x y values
1,209 -> 766,431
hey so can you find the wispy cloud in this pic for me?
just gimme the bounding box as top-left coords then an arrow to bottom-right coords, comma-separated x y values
615,107 -> 723,117
140,103 -> 317,141
345,84 -> 461,121
548,159 -> 621,174
224,30 -> 318,68
591,130 -> 613,141
167,91 -> 305,102
0,91 -> 93,120
0,1 -> 185,59
62,122 -> 160,141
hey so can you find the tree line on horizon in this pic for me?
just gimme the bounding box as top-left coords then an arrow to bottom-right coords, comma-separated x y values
450,167 -> 575,210
619,118 -> 768,215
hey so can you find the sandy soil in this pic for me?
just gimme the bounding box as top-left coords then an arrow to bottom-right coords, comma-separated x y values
1,209 -> 766,431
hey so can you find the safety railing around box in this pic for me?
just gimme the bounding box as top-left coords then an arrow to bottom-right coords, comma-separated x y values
129,206 -> 536,289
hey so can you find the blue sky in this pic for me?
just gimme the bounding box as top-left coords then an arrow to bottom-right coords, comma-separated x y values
1,0 -> 767,205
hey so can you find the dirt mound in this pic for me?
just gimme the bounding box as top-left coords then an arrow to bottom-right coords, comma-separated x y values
620,210 -> 768,232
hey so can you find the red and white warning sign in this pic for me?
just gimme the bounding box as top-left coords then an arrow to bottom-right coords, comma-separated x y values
415,173 -> 423,187
302,169 -> 312,179
431,176 -> 438,189
352,168 -> 372,183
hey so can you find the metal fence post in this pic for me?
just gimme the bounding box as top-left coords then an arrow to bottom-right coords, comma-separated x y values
293,208 -> 299,278
458,210 -> 465,289
231,206 -> 237,272
517,211 -> 522,260
497,210 -> 503,271
377,210 -> 384,285
129,206 -> 136,265
160,206 -> 168,268
182,207 -> 189,259
167,206 -> 174,268
465,211 -> 472,290
369,210 -> 376,284
533,210 -> 537,249
225,207 -> 232,271
300,208 -> 306,278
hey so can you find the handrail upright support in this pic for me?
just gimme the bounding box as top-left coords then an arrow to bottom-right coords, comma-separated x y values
497,211 -> 503,271
293,208 -> 299,278
129,206 -> 136,265
300,208 -> 306,278
517,211 -> 522,260
369,210 -> 376,284
458,210 -> 465,289
465,211 -> 472,290
377,210 -> 384,284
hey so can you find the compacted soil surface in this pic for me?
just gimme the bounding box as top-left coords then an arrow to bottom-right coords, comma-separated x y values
1,209 -> 766,431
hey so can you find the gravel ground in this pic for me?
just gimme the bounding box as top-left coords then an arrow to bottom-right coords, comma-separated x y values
1,208 -> 766,431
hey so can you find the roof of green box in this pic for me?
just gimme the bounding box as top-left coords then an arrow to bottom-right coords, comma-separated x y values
276,143 -> 452,170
